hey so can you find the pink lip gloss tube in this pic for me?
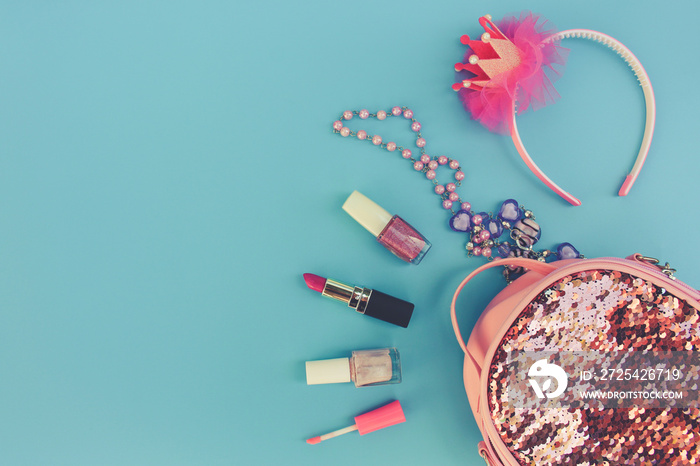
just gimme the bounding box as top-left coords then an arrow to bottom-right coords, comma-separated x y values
342,191 -> 431,265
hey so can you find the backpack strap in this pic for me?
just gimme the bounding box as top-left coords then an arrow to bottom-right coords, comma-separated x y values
450,258 -> 557,354
452,258 -> 558,466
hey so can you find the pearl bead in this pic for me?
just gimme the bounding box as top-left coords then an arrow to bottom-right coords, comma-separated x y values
356,130 -> 367,140
372,135 -> 382,145
333,120 -> 343,131
461,202 -> 471,211
413,161 -> 424,171
403,109 -> 413,119
442,200 -> 453,209
416,138 -> 426,148
482,247 -> 492,258
359,109 -> 369,119
449,160 -> 460,169
435,185 -> 445,195
340,127 -> 350,137
426,170 -> 436,180
446,183 -> 456,192
468,54 -> 479,64
449,192 -> 459,202
455,171 -> 465,181
480,230 -> 491,242
428,160 -> 438,170
402,149 -> 412,159
438,155 -> 449,165
377,110 -> 387,120
343,111 -> 353,120
411,121 -> 421,132
420,154 -> 430,164
386,142 -> 396,152
472,246 -> 482,256
472,214 -> 483,225
391,106 -> 402,116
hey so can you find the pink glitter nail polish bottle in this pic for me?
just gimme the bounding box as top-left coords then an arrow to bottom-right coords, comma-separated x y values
342,191 -> 431,265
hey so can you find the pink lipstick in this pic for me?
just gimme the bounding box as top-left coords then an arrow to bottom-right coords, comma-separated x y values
303,273 -> 414,328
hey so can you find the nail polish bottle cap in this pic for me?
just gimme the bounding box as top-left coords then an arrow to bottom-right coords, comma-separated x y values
342,191 -> 392,238
305,357 -> 351,385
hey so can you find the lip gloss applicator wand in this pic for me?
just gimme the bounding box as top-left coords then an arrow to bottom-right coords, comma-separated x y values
306,400 -> 406,445
303,273 -> 414,328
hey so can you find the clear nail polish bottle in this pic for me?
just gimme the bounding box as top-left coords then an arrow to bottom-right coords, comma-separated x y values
305,348 -> 402,387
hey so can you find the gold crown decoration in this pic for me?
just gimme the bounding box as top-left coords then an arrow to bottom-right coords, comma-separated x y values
452,15 -> 523,92
452,13 -> 567,135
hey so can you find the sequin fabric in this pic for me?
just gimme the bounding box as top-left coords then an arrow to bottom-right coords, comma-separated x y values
488,270 -> 700,464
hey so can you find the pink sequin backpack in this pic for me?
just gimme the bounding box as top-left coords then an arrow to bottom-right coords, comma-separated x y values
450,255 -> 700,465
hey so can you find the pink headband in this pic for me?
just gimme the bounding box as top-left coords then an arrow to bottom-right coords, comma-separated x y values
453,12 -> 655,206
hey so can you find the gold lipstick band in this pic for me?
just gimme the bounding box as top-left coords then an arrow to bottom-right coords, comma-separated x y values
351,287 -> 372,314
322,278 -> 354,303
322,278 -> 372,314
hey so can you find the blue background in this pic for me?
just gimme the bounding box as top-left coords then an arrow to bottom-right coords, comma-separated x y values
1,1 -> 697,465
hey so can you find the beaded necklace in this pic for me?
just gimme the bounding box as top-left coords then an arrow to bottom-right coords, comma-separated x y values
332,106 -> 581,281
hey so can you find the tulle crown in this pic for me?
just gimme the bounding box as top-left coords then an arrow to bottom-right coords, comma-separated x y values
453,13 -> 567,134
451,12 -> 655,206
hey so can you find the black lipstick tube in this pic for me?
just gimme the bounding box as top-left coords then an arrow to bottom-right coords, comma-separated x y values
322,278 -> 414,328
